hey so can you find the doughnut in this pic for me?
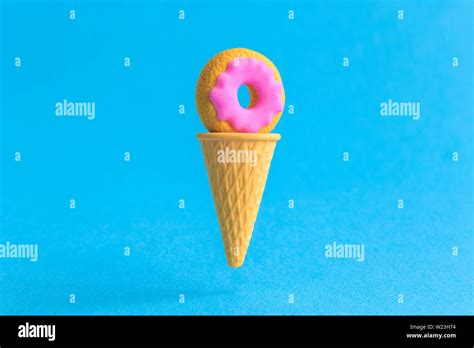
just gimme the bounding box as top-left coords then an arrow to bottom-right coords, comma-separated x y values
196,48 -> 285,133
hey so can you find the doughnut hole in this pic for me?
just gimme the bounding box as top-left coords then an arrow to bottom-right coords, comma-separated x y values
237,84 -> 259,109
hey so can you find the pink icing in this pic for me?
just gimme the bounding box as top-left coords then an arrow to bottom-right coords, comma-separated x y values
209,57 -> 284,133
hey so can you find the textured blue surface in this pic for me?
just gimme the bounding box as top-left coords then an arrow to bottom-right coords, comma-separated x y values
0,0 -> 472,315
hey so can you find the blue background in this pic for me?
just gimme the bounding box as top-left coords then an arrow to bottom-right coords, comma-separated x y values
0,0 -> 472,315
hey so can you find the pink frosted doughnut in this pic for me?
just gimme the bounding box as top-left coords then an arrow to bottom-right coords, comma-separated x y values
209,58 -> 284,133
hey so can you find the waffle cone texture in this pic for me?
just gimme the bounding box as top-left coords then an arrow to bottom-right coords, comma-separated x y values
197,133 -> 280,267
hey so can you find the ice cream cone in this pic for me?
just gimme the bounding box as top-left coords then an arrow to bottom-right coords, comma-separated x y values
197,132 -> 280,267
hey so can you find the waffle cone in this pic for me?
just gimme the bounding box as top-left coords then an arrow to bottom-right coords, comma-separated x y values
197,132 -> 280,267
